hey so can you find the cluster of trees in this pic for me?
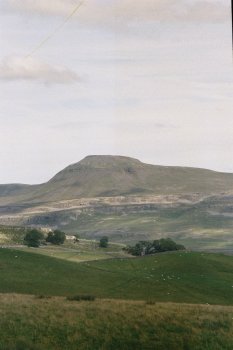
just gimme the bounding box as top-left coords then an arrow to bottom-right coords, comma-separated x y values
24,229 -> 66,247
46,230 -> 66,245
124,238 -> 185,256
23,229 -> 44,248
24,230 -> 110,249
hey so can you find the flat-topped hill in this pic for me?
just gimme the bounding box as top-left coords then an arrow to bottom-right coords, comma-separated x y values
1,155 -> 233,204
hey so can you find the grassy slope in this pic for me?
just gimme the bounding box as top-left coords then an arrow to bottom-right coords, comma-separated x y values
39,156 -> 233,200
2,155 -> 233,205
63,208 -> 233,250
1,208 -> 233,251
1,249 -> 233,305
0,225 -> 29,244
3,195 -> 230,251
16,240 -> 128,263
0,226 -> 129,262
1,295 -> 233,350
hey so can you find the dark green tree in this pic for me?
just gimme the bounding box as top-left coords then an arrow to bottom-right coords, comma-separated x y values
46,230 -> 66,245
46,231 -> 54,243
125,238 -> 185,256
24,229 -> 44,247
152,238 -> 185,252
99,236 -> 109,248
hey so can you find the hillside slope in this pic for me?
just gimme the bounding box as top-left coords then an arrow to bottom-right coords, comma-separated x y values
1,155 -> 233,205
1,249 -> 233,305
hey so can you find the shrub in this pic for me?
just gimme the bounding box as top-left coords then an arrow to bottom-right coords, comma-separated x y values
35,295 -> 51,299
66,295 -> 95,301
145,299 -> 156,305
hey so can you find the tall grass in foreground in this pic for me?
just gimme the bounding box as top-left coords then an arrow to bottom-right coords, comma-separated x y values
0,294 -> 233,350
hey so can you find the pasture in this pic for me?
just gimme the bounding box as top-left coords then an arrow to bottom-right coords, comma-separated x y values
0,294 -> 233,350
1,249 -> 233,305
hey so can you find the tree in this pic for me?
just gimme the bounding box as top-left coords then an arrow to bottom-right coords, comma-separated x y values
125,238 -> 185,256
46,231 -> 54,243
152,238 -> 185,252
99,236 -> 109,248
24,229 -> 44,247
46,230 -> 66,245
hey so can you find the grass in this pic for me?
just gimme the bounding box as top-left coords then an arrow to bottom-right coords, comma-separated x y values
0,294 -> 233,349
0,225 -> 29,244
15,239 -> 128,262
66,294 -> 95,301
1,247 -> 233,349
0,226 -> 129,263
1,249 -> 233,304
3,155 -> 233,205
63,208 -> 233,251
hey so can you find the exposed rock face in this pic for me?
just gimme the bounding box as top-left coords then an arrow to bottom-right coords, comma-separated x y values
1,155 -> 233,247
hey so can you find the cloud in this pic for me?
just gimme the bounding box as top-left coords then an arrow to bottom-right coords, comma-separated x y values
7,0 -> 229,23
0,56 -> 79,84
6,0 -> 74,16
7,0 -> 81,16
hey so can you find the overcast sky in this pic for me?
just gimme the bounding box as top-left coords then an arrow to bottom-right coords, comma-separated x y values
0,0 -> 232,184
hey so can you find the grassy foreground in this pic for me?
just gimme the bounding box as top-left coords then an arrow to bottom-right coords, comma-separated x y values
0,294 -> 233,350
1,249 -> 233,304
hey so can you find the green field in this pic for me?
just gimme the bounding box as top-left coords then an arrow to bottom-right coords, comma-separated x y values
1,248 -> 233,305
0,226 -> 129,262
2,248 -> 233,349
0,294 -> 233,350
15,240 -> 128,263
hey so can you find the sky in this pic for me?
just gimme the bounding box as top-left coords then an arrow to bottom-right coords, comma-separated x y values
0,0 -> 232,184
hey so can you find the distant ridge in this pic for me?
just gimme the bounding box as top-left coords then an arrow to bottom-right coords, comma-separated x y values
1,155 -> 233,205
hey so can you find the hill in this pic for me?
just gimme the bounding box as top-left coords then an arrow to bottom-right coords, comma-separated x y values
0,184 -> 31,197
1,155 -> 233,204
2,156 -> 233,249
44,155 -> 233,199
1,248 -> 233,305
2,247 -> 233,349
